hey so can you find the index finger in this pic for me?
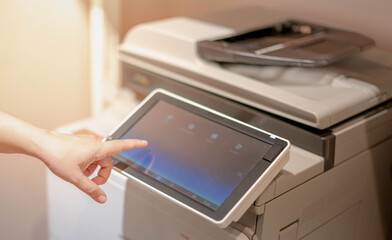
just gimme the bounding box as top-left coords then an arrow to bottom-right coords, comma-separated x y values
95,139 -> 148,160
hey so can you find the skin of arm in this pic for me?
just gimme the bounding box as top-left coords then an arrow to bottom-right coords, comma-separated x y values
0,111 -> 148,204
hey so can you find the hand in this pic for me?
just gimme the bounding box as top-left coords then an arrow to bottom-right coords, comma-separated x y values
40,132 -> 147,204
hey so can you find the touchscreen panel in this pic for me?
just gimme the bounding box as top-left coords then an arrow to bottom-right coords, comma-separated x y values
118,100 -> 272,210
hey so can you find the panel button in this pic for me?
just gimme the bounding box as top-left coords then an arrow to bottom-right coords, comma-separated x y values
263,145 -> 283,162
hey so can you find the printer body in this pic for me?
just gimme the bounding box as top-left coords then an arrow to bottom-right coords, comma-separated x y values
47,8 -> 392,240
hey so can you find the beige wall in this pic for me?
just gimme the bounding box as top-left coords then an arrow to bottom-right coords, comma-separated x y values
257,0 -> 392,52
0,1 -> 90,239
120,0 -> 392,52
0,0 -> 90,129
120,0 -> 252,40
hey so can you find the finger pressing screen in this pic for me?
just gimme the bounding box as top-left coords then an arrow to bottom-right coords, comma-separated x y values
96,139 -> 148,159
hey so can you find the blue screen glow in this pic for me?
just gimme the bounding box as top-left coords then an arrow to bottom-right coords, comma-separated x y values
119,101 -> 271,210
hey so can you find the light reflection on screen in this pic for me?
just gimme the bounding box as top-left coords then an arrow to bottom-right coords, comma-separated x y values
119,101 -> 271,210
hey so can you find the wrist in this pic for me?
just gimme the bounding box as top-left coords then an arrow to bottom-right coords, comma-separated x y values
30,128 -> 55,165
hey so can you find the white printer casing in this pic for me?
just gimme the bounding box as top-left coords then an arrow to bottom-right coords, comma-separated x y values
47,8 -> 392,240
118,15 -> 392,130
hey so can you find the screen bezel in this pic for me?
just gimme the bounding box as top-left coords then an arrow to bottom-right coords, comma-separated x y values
110,90 -> 288,221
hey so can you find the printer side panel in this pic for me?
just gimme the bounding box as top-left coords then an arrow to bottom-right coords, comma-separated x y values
121,173 -> 249,240
257,137 -> 392,240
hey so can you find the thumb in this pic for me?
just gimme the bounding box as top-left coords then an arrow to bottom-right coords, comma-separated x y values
75,174 -> 107,203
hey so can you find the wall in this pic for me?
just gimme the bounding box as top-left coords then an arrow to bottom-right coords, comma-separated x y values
0,1 -> 90,239
0,1 -> 90,128
257,0 -> 392,52
120,0 -> 392,52
120,0 -> 253,40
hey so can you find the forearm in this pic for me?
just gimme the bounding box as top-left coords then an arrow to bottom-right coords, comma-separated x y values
0,111 -> 49,160
0,111 -> 148,203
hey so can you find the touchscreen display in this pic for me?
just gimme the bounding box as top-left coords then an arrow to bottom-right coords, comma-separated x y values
118,101 -> 272,210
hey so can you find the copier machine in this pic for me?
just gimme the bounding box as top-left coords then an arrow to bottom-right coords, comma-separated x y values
47,8 -> 392,240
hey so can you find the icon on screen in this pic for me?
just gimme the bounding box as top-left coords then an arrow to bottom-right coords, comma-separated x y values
210,133 -> 218,139
188,123 -> 195,130
166,114 -> 174,120
235,144 -> 243,150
